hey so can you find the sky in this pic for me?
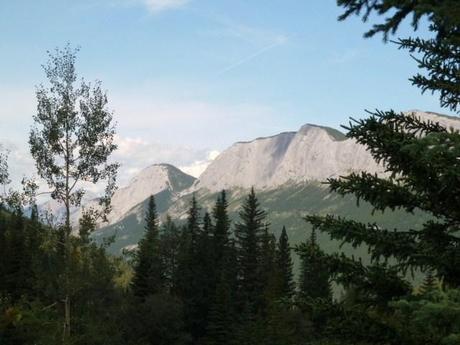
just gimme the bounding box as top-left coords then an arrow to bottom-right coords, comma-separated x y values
0,0 -> 451,189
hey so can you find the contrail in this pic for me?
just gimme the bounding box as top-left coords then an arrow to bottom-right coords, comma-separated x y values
216,40 -> 284,76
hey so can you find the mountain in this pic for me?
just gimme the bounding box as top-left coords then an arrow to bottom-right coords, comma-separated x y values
93,164 -> 196,251
94,110 -> 460,256
194,123 -> 382,191
103,163 -> 195,225
38,164 -> 195,229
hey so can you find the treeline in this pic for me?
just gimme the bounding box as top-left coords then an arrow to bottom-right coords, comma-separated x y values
0,204 -> 128,344
130,189 -> 313,345
0,188 -> 329,345
3,182 -> 459,345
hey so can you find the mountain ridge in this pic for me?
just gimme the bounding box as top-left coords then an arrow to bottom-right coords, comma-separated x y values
93,110 -> 460,254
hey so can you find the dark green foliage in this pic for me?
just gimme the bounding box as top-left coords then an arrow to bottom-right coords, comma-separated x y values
296,229 -> 332,301
123,294 -> 189,345
159,214 -> 181,293
174,196 -> 213,342
205,271 -> 234,345
96,181 -> 431,261
277,226 -> 295,299
0,297 -> 61,345
296,2 -> 460,344
389,289 -> 460,345
0,206 -> 135,345
306,110 -> 460,289
419,269 -> 437,295
205,236 -> 239,345
260,226 -> 279,308
212,190 -> 231,269
132,195 -> 164,298
235,188 -> 267,316
187,195 -> 201,246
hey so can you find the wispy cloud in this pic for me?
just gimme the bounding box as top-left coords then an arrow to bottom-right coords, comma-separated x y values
199,13 -> 286,46
216,35 -> 288,76
98,0 -> 191,13
195,12 -> 289,75
143,0 -> 190,13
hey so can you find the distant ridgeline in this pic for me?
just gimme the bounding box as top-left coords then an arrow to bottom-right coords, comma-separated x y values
87,111 -> 453,262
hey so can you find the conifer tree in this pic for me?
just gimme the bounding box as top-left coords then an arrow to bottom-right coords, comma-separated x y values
193,211 -> 216,339
4,207 -> 32,301
212,190 -> 231,267
260,225 -> 279,308
300,3 -> 460,312
276,226 -> 295,299
187,194 -> 201,247
419,269 -> 438,295
206,240 -> 239,345
175,196 -> 208,341
205,271 -> 234,345
296,229 -> 332,301
132,195 -> 164,298
235,188 -> 267,315
203,190 -> 235,341
159,214 -> 181,293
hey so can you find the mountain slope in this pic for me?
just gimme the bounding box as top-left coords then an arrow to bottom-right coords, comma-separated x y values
94,110 -> 460,257
194,123 -> 383,191
39,164 -> 195,229
96,182 -> 429,262
104,163 -> 195,225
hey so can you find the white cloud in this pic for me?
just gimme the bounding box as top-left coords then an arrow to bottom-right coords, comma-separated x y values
143,0 -> 190,13
179,150 -> 220,178
112,135 -> 214,183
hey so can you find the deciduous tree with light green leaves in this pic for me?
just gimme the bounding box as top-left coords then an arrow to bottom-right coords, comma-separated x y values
28,44 -> 119,342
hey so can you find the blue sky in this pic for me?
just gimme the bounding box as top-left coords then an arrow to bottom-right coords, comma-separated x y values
0,0 -> 450,183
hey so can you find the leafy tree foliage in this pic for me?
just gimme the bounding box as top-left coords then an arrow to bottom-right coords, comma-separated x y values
28,44 -> 119,340
389,289 -> 460,345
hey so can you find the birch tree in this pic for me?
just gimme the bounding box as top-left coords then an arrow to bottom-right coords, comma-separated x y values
29,45 -> 119,342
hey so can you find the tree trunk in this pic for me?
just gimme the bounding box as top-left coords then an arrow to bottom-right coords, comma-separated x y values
63,296 -> 70,342
63,125 -> 71,344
